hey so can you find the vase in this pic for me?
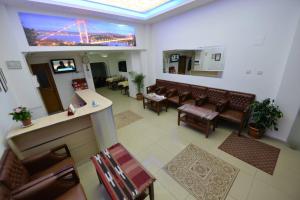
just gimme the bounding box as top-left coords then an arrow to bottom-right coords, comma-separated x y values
22,118 -> 32,127
248,123 -> 265,139
136,93 -> 143,101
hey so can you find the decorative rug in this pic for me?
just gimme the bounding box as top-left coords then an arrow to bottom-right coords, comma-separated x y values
165,144 -> 239,200
219,133 -> 280,175
114,110 -> 143,129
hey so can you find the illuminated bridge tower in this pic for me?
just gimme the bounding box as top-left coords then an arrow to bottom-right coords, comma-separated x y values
76,20 -> 89,44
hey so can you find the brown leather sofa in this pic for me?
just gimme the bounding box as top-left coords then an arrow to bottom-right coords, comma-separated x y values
167,83 -> 190,106
8,167 -> 86,200
182,85 -> 207,105
0,145 -> 75,200
147,79 -> 255,134
146,79 -> 169,95
197,88 -> 228,111
218,91 -> 255,134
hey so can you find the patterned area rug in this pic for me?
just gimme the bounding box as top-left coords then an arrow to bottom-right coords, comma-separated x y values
165,144 -> 239,200
219,133 -> 280,175
114,110 -> 143,129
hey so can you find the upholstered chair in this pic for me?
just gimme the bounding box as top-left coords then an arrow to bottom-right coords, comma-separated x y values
0,145 -> 75,200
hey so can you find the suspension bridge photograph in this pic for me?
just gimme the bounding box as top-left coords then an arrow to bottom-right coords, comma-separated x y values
18,12 -> 136,47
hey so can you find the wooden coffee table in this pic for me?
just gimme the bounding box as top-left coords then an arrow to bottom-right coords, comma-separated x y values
143,93 -> 168,115
178,104 -> 219,138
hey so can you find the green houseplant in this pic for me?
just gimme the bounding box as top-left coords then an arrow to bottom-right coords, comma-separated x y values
129,71 -> 145,100
10,106 -> 32,126
248,98 -> 283,139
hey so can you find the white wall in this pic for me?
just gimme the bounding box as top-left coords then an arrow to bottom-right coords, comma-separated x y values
88,52 -> 128,78
150,0 -> 300,100
26,52 -> 85,109
273,18 -> 300,141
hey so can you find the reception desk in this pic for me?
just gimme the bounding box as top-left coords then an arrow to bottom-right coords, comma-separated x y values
6,89 -> 117,166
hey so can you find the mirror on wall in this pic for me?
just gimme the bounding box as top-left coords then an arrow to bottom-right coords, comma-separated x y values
163,46 -> 225,78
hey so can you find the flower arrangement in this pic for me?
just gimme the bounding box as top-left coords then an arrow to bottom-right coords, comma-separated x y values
10,106 -> 32,126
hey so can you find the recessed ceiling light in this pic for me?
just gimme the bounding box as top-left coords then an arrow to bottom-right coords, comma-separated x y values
27,0 -> 193,20
86,0 -> 171,13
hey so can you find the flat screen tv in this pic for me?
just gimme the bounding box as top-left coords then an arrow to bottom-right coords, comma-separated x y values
118,61 -> 127,72
51,59 -> 77,73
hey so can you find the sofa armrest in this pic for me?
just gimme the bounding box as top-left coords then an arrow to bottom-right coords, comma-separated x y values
22,144 -> 71,175
157,86 -> 167,95
166,88 -> 178,98
146,85 -> 156,94
179,91 -> 192,104
195,95 -> 207,106
12,167 -> 79,200
216,99 -> 229,112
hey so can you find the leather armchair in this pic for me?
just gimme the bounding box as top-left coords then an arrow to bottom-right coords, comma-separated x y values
197,89 -> 228,111
0,145 -> 75,200
218,92 -> 255,135
11,167 -> 87,200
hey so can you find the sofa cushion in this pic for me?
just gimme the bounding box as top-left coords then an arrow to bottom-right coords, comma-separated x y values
183,99 -> 195,105
219,109 -> 243,123
168,96 -> 180,104
30,158 -> 74,181
0,150 -> 30,190
229,92 -> 255,112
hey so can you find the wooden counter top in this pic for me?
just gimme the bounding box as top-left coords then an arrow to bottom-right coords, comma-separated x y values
7,89 -> 112,139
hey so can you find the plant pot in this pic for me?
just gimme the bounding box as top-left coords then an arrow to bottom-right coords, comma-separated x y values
248,123 -> 265,139
22,118 -> 32,127
136,93 -> 143,101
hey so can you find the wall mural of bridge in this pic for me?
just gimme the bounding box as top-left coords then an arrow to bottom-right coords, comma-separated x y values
18,12 -> 136,47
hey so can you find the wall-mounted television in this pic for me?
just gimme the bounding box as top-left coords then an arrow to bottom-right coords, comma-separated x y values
118,61 -> 127,72
51,59 -> 77,74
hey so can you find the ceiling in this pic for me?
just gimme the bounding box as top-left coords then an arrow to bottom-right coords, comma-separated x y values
1,0 -> 216,22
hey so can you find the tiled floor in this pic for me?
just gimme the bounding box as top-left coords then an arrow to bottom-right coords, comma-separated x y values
77,88 -> 300,200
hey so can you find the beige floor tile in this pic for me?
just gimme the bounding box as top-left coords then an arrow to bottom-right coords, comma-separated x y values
154,169 -> 190,200
247,179 -> 295,200
75,88 -> 300,200
228,171 -> 255,200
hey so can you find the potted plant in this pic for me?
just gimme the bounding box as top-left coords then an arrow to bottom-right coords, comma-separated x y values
248,98 -> 283,139
129,71 -> 145,100
10,106 -> 32,127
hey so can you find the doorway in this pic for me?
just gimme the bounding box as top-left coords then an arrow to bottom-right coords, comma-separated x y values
90,62 -> 108,88
178,56 -> 187,74
31,63 -> 64,114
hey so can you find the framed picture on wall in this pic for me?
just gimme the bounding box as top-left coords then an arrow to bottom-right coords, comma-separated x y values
215,53 -> 221,61
170,54 -> 180,63
211,54 -> 216,59
0,68 -> 8,92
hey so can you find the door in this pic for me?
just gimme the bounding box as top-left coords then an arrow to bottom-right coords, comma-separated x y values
90,62 -> 108,88
178,56 -> 187,74
31,63 -> 64,114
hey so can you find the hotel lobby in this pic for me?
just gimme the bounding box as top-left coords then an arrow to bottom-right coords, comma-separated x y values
0,0 -> 300,200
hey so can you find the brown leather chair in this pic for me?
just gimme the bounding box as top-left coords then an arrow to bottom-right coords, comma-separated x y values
167,83 -> 190,106
0,145 -> 75,200
197,88 -> 228,111
10,167 -> 86,200
146,79 -> 169,95
218,91 -> 255,135
182,85 -> 207,105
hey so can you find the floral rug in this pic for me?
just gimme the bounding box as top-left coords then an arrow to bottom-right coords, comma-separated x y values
165,144 -> 239,200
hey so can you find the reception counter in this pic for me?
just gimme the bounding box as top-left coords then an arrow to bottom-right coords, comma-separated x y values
7,89 -> 118,165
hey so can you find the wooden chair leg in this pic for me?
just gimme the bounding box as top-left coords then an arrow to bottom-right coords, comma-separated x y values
149,183 -> 154,200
